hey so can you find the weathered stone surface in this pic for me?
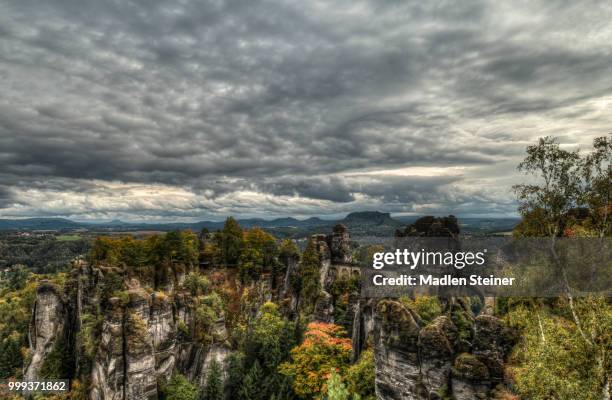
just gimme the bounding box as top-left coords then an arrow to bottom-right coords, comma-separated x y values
25,282 -> 66,381
280,249 -> 299,299
418,316 -> 457,398
314,290 -> 334,323
176,310 -> 230,388
311,234 -> 332,290
374,300 -> 423,400
352,299 -> 375,361
472,315 -> 515,381
330,223 -> 352,264
125,290 -> 157,400
177,342 -> 230,388
373,299 -> 514,400
91,288 -> 159,400
90,298 -> 126,400
451,353 -> 491,400
419,316 -> 457,359
149,293 -> 176,380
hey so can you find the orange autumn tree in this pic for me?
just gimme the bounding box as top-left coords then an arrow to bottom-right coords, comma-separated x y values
279,322 -> 352,399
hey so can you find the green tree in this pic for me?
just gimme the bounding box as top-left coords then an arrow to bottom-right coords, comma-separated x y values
0,332 -> 22,378
203,360 -> 224,400
247,302 -> 296,370
184,272 -> 211,296
506,300 -> 611,400
193,292 -> 224,344
163,374 -> 200,400
162,231 -> 200,267
216,217 -> 244,267
345,349 -> 375,400
239,228 -> 279,281
0,278 -> 38,378
225,351 -> 246,400
297,238 -> 321,313
239,360 -> 263,400
581,136 -> 611,238
235,302 -> 297,399
7,264 -> 29,291
511,135 -> 612,398
325,370 -> 349,400
513,136 -> 582,237
279,239 -> 299,261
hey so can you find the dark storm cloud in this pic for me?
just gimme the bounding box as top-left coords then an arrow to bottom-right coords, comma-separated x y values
259,177 -> 356,203
1,0 -> 611,219
0,186 -> 14,208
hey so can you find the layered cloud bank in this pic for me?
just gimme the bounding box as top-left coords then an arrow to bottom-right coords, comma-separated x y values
1,0 -> 611,220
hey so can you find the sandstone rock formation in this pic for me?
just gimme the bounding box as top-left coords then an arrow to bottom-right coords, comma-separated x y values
28,262 -> 230,400
330,223 -> 352,264
373,299 -> 514,400
24,281 -> 66,381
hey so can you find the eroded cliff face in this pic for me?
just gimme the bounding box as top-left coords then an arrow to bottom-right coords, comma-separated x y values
89,283 -> 231,400
90,286 -> 167,400
373,299 -> 514,400
25,281 -> 66,381
311,225 -> 358,324
330,224 -> 352,264
176,306 -> 230,388
27,261 -> 230,400
90,298 -> 126,400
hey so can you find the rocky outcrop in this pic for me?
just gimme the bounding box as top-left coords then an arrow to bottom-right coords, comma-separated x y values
149,293 -> 176,380
396,215 -> 460,238
91,289 -> 158,400
471,314 -> 515,382
24,263 -> 232,400
330,224 -> 352,264
373,299 -> 514,400
374,300 -> 424,399
419,316 -> 457,398
90,298 -> 127,400
25,281 -> 66,381
313,291 -> 334,323
124,289 -> 157,400
352,299 -> 375,361
280,248 -> 300,300
311,234 -> 332,290
451,353 -> 491,400
177,315 -> 230,387
310,226 -> 359,325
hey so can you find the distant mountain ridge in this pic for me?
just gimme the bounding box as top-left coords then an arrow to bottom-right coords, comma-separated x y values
0,215 -> 330,231
0,211 -> 519,236
0,217 -> 83,230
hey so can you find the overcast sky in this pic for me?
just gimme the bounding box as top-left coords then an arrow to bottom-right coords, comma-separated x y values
1,0 -> 611,221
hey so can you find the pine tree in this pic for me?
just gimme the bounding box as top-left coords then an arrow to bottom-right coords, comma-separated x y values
239,360 -> 263,400
163,374 -> 200,400
203,360 -> 223,400
225,351 -> 245,399
298,238 -> 321,312
216,217 -> 244,267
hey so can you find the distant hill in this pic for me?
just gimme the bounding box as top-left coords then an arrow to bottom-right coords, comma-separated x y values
0,213 -> 519,237
0,218 -> 85,231
0,216 -> 330,233
341,211 -> 399,226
